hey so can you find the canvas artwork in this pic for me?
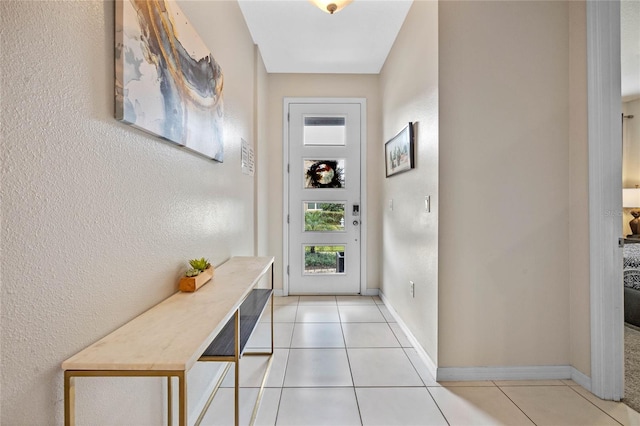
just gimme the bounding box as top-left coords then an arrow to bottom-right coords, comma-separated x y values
115,0 -> 224,162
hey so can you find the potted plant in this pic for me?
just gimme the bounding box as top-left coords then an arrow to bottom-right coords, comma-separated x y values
179,257 -> 214,292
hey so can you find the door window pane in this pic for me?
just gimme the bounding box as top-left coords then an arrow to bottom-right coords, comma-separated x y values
303,116 -> 346,146
304,245 -> 346,275
304,159 -> 345,188
304,202 -> 345,232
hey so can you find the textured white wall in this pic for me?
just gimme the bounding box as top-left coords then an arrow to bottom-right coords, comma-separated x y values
379,0 -> 439,363
1,1 -> 260,424
438,0 -> 572,367
265,74 -> 382,292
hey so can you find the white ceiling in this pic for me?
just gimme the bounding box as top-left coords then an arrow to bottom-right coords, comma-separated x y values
237,0 -> 413,74
237,0 -> 638,98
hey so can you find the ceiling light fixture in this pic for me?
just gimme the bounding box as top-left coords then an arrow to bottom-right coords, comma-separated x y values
309,0 -> 353,15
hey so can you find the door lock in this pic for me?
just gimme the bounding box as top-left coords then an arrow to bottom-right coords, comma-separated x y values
353,220 -> 359,226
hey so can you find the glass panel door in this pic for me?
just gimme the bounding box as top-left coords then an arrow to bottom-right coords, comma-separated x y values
288,103 -> 361,294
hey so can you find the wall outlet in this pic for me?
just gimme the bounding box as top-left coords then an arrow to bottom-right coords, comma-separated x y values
409,281 -> 415,298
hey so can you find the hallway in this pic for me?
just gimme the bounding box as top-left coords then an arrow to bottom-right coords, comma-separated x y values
199,296 -> 640,425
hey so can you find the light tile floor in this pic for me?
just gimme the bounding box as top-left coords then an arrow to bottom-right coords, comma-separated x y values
201,295 -> 640,426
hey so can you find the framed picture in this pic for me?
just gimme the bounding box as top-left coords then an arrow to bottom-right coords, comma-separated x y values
385,123 -> 414,177
115,0 -> 224,162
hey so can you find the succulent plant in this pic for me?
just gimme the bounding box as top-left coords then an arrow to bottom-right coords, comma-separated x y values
185,268 -> 201,277
189,257 -> 211,271
183,257 -> 211,277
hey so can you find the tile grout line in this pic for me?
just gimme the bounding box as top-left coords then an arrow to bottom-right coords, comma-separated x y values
278,385 -> 431,389
254,298 -> 387,424
270,299 -> 300,425
567,384 -> 625,426
377,300 -> 451,425
423,387 -> 452,426
378,299 -> 432,388
336,300 -> 365,425
402,347 -> 433,387
494,383 -> 539,426
271,387 -> 284,426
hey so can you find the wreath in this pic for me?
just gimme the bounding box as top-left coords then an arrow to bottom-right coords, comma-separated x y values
305,160 -> 344,188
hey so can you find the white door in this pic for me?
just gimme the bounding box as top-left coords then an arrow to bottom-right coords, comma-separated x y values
287,102 -> 362,294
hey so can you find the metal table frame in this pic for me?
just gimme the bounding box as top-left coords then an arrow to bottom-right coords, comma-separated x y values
63,259 -> 274,426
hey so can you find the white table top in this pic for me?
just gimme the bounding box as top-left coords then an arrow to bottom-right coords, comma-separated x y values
62,256 -> 274,372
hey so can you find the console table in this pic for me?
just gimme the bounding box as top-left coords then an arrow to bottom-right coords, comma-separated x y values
62,256 -> 275,426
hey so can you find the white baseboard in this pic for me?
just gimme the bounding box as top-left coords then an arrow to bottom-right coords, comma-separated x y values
378,292 -> 594,387
378,291 -> 438,379
436,365 -> 573,382
273,289 -> 377,297
571,367 -> 592,391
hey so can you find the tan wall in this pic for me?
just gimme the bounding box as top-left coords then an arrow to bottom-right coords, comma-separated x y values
568,0 -> 591,377
438,1 -> 572,367
0,1 -> 261,423
265,74 -> 382,292
623,99 -> 640,236
379,0 -> 440,363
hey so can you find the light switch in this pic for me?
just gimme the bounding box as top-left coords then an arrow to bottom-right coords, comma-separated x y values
389,199 -> 394,211
425,196 -> 431,212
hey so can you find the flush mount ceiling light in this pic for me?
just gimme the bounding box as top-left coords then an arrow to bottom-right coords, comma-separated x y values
309,0 -> 353,14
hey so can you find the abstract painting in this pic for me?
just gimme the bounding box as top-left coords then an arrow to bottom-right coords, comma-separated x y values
115,0 -> 224,161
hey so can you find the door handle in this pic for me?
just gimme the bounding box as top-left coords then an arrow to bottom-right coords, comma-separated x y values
353,220 -> 359,226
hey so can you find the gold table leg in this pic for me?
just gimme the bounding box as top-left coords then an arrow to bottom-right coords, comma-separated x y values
178,371 -> 187,426
235,310 -> 240,426
168,376 -> 173,426
64,371 -> 75,426
63,370 -> 184,426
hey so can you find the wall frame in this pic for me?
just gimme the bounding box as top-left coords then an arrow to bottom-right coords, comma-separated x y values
385,122 -> 414,177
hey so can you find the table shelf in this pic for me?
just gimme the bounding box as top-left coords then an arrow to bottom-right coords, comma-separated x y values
201,288 -> 272,358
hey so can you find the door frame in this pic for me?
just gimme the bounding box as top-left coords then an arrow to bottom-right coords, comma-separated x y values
587,0 -> 624,400
282,97 -> 368,296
